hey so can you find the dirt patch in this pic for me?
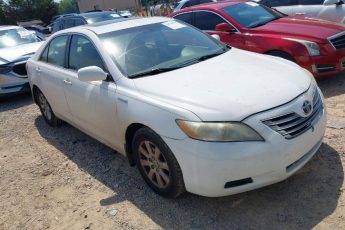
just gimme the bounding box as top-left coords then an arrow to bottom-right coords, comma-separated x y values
0,73 -> 345,229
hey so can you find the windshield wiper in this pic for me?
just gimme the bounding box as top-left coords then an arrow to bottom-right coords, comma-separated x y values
197,51 -> 225,61
128,50 -> 227,79
249,17 -> 281,28
128,67 -> 179,78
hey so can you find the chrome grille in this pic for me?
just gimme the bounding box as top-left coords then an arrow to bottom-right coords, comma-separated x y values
329,32 -> 345,50
262,89 -> 323,139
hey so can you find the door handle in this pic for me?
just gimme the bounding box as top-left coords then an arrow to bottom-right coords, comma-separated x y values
36,67 -> 41,72
63,79 -> 72,85
295,13 -> 305,15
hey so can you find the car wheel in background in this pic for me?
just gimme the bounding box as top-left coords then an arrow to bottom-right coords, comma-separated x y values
132,127 -> 185,198
36,89 -> 63,127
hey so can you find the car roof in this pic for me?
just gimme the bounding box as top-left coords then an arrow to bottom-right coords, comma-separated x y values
73,16 -> 171,35
182,0 -> 247,10
0,26 -> 21,31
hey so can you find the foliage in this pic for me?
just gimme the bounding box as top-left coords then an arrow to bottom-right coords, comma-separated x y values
0,0 -> 58,25
58,0 -> 79,14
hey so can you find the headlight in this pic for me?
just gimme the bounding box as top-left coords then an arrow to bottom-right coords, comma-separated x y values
284,38 -> 320,56
176,120 -> 264,142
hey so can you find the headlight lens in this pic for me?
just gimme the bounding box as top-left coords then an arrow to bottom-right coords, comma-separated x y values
176,120 -> 264,142
284,38 -> 320,56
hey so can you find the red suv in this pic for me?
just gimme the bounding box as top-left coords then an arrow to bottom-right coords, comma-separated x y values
170,0 -> 345,78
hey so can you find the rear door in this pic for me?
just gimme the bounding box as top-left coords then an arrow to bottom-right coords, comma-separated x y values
34,35 -> 72,120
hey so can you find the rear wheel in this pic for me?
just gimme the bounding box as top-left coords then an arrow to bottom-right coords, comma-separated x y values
132,127 -> 185,198
36,89 -> 63,127
266,50 -> 296,63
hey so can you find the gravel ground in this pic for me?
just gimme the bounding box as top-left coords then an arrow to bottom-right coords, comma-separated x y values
0,73 -> 345,230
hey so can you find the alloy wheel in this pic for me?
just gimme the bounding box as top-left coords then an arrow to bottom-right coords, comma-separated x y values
38,92 -> 52,121
138,140 -> 170,189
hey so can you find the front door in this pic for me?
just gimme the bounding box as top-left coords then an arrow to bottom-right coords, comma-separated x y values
193,11 -> 245,49
62,35 -> 121,149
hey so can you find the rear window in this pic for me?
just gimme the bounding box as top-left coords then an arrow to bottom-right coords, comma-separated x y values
85,13 -> 122,24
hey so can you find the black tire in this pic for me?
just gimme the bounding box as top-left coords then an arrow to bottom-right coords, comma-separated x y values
266,50 -> 296,63
35,89 -> 63,127
132,127 -> 185,198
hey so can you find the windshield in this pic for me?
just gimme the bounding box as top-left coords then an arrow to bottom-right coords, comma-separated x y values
222,2 -> 283,28
86,13 -> 122,24
0,28 -> 40,49
100,21 -> 228,78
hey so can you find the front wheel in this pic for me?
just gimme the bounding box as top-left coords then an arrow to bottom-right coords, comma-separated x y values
132,127 -> 185,198
36,89 -> 63,127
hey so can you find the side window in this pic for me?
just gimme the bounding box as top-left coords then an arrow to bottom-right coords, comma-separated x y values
298,0 -> 324,5
75,19 -> 85,26
200,0 -> 212,3
68,35 -> 105,71
181,1 -> 191,9
62,19 -> 75,29
39,46 -> 48,62
174,13 -> 193,25
189,0 -> 200,6
266,0 -> 295,7
47,36 -> 68,67
194,11 -> 226,31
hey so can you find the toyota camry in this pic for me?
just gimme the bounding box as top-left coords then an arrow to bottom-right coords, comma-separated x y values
27,17 -> 326,197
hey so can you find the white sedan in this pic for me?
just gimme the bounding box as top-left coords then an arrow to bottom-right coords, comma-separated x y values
27,17 -> 326,197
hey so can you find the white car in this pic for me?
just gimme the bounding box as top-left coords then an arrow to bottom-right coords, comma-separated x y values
0,26 -> 44,96
257,0 -> 345,24
27,17 -> 326,198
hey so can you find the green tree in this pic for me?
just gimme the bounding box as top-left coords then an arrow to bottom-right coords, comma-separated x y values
58,0 -> 79,14
4,0 -> 58,24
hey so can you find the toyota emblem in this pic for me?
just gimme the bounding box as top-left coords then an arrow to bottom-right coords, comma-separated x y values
302,100 -> 313,115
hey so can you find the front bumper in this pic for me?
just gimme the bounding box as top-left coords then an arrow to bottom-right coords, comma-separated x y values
297,45 -> 345,78
163,88 -> 327,197
0,75 -> 30,96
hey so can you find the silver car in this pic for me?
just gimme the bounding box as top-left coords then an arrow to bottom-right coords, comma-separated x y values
173,0 -> 216,12
0,26 -> 43,96
257,0 -> 345,24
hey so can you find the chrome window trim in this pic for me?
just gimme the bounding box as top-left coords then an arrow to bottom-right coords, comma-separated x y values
173,10 -> 240,33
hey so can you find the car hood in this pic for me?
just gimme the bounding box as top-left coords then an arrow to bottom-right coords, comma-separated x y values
0,42 -> 43,65
252,16 -> 345,42
133,48 -> 311,121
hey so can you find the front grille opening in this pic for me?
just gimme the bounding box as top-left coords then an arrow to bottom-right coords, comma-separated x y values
315,64 -> 336,73
262,89 -> 323,139
12,63 -> 27,76
329,33 -> 345,50
224,178 -> 253,188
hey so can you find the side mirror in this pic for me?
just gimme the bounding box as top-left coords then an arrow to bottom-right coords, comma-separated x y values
78,66 -> 107,82
215,23 -> 236,33
323,0 -> 340,5
211,34 -> 220,41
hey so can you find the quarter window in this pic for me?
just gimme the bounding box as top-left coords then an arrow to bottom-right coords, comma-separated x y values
68,35 -> 105,71
47,36 -> 68,67
194,11 -> 226,31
